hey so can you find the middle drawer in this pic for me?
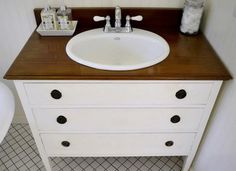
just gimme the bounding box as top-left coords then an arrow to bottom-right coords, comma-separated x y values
33,108 -> 204,132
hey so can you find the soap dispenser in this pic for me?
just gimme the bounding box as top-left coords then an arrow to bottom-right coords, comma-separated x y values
41,5 -> 57,30
57,6 -> 72,30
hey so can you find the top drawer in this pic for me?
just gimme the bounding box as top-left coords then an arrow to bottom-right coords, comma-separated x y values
24,82 -> 213,106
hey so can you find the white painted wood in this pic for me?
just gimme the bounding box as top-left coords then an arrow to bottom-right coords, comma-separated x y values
33,108 -> 204,133
182,81 -> 223,171
41,133 -> 196,157
14,81 -> 52,171
24,82 -> 213,106
13,80 -> 223,171
28,104 -> 206,108
20,80 -> 214,83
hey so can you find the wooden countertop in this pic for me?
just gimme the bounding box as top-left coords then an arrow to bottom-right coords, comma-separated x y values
4,8 -> 232,80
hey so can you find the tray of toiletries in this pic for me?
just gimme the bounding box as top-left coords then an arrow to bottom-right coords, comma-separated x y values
36,5 -> 77,36
36,20 -> 78,36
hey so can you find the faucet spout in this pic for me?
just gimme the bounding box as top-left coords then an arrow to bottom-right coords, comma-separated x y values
93,6 -> 143,33
115,6 -> 121,28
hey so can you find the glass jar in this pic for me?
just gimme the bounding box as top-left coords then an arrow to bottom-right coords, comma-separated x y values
180,0 -> 205,35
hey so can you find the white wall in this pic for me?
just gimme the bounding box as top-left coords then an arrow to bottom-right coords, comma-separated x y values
192,0 -> 236,170
0,0 -> 184,122
0,0 -> 36,122
35,0 -> 185,8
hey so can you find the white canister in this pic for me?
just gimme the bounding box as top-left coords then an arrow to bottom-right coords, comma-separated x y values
180,0 -> 205,35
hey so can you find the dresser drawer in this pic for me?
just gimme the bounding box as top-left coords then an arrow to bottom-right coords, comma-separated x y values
24,82 -> 212,106
41,133 -> 195,156
34,108 -> 203,132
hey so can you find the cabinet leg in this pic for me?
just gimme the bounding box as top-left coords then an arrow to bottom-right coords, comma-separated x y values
181,156 -> 193,171
41,156 -> 52,171
36,143 -> 51,171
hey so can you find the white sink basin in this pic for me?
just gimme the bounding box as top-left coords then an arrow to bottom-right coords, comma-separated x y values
66,28 -> 170,71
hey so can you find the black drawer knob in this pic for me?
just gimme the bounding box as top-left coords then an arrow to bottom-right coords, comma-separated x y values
171,115 -> 181,123
57,115 -> 67,124
51,89 -> 62,99
61,141 -> 70,147
165,141 -> 174,147
175,89 -> 187,99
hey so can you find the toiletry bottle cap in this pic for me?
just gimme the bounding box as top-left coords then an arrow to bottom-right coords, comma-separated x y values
44,5 -> 51,11
60,6 -> 66,11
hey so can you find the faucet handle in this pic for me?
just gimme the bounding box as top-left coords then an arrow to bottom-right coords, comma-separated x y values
131,15 -> 143,21
93,16 -> 106,22
125,15 -> 143,32
93,16 -> 111,32
93,16 -> 111,25
125,15 -> 143,26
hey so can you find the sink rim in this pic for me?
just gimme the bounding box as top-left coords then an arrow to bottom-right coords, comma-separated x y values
66,28 -> 170,71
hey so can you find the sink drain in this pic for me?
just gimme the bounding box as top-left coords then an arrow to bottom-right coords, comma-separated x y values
114,37 -> 121,40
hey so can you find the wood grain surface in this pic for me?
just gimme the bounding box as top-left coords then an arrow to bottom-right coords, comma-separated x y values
4,8 -> 232,80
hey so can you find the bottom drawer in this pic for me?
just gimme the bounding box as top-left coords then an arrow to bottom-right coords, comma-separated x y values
41,133 -> 195,157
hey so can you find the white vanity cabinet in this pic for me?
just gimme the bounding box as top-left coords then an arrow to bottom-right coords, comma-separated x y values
14,80 -> 222,171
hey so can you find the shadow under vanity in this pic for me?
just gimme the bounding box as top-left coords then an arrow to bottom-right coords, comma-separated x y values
4,8 -> 232,171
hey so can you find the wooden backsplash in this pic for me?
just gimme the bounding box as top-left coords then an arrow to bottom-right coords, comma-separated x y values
34,8 -> 183,32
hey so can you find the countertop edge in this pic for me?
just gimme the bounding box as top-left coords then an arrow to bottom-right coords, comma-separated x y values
4,75 -> 233,81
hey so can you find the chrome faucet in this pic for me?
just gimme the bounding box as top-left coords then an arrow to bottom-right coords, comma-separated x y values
115,6 -> 122,28
93,6 -> 143,33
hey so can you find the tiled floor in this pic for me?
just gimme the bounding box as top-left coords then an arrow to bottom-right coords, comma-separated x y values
0,124 -> 183,171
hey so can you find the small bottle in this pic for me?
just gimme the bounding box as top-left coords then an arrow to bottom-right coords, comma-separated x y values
57,6 -> 72,30
41,5 -> 57,30
180,0 -> 205,35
